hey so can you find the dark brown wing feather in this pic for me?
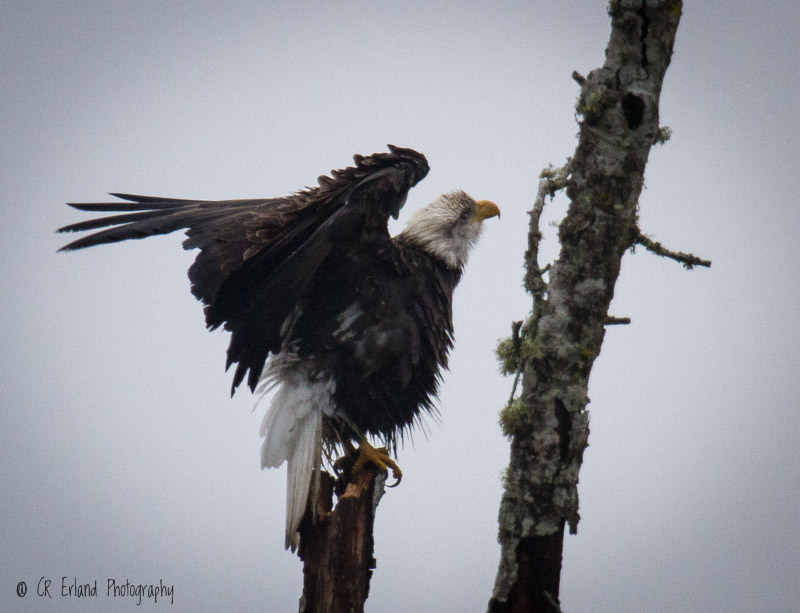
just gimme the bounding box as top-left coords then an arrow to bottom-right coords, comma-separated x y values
58,145 -> 429,393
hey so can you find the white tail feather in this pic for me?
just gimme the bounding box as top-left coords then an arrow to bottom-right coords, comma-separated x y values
259,362 -> 334,551
285,411 -> 321,551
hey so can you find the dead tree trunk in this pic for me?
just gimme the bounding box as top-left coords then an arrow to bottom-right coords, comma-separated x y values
298,467 -> 386,613
490,2 -> 706,611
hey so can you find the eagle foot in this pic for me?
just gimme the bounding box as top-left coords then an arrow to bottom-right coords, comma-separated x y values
335,439 -> 402,487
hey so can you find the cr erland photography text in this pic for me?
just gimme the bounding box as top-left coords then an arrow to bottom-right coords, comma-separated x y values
17,576 -> 174,605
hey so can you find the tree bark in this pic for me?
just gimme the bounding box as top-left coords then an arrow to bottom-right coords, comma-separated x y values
490,2 -> 685,611
298,467 -> 386,613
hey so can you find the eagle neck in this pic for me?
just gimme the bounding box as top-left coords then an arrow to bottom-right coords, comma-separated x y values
394,234 -> 464,284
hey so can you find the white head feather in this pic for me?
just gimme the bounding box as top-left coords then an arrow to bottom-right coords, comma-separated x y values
398,190 -> 499,269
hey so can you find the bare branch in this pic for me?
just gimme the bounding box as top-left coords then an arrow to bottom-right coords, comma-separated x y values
524,167 -> 566,299
634,229 -> 711,269
605,316 -> 631,325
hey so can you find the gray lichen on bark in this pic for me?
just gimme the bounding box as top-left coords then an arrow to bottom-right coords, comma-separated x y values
490,1 -> 690,610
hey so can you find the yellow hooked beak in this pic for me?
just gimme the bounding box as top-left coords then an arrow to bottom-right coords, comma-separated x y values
472,200 -> 501,222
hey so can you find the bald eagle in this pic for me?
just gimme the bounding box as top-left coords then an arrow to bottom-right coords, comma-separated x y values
59,145 -> 499,549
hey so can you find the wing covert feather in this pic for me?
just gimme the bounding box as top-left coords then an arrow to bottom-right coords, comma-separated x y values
59,145 -> 430,393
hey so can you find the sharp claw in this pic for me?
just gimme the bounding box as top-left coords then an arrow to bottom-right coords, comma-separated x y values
339,439 -> 403,487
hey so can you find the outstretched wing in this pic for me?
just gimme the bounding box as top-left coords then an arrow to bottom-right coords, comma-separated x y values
59,145 -> 430,392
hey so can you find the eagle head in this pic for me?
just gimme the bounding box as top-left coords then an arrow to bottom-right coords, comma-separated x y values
399,190 -> 500,269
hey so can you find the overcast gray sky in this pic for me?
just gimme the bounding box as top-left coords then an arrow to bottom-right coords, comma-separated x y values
2,2 -> 798,612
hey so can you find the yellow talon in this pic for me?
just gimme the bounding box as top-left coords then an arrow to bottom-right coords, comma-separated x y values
337,438 -> 403,487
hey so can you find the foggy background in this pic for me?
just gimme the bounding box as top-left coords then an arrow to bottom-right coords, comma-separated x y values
2,1 -> 798,611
